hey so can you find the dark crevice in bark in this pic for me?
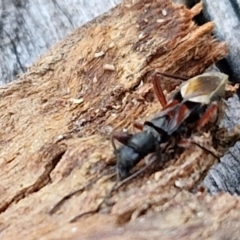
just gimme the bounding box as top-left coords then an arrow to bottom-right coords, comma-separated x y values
229,0 -> 240,23
52,0 -> 74,28
0,146 -> 67,214
3,29 -> 26,74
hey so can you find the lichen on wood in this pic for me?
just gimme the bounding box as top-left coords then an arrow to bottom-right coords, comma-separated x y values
0,0 -> 238,239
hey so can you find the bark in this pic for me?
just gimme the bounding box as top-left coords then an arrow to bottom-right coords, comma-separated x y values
199,0 -> 240,194
1,0 -> 239,200
203,95 -> 240,194
201,0 -> 240,82
72,192 -> 240,240
173,0 -> 240,196
174,0 -> 240,82
0,0 -> 120,84
0,0 -> 239,239
1,0 -> 240,86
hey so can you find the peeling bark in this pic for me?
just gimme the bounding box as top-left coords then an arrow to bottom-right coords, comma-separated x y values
0,0 -> 120,84
0,0 -> 239,239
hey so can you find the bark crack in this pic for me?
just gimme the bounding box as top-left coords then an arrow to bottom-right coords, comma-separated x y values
0,143 -> 67,214
3,29 -> 25,74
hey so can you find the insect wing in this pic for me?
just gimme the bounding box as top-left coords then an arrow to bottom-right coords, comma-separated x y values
153,100 -> 181,118
180,72 -> 228,104
166,103 -> 193,134
149,100 -> 195,134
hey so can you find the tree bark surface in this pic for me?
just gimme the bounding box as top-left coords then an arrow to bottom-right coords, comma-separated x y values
0,0 -> 120,84
202,0 -> 240,82
0,1 -> 239,239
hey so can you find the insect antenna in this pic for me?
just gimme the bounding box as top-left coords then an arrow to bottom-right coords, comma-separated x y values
114,155 -> 158,191
111,134 -> 118,153
69,155 -> 158,223
49,170 -> 116,215
69,180 -> 118,223
191,140 -> 221,161
155,71 -> 189,81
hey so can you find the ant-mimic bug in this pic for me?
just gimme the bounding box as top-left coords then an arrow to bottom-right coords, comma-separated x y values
113,71 -> 228,179
49,71 -> 230,222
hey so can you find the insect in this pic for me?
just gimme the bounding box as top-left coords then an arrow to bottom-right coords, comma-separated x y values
49,71 -> 229,222
112,71 -> 228,179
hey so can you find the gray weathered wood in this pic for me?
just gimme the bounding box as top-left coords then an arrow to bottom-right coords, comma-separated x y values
0,0 -> 120,84
198,0 -> 240,194
173,0 -> 240,195
1,0 -> 240,85
1,0 -> 240,196
202,0 -> 240,82
203,95 -> 240,194
174,0 -> 240,82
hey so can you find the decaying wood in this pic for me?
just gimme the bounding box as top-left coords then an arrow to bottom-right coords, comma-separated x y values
0,0 -> 239,239
203,95 -> 240,194
201,0 -> 240,82
0,0 -> 120,84
173,0 -> 240,83
72,192 -> 240,240
2,0 -> 240,86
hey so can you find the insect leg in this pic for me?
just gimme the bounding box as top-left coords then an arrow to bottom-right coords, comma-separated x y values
196,102 -> 219,129
152,72 -> 167,108
115,154 -> 157,191
69,180 -> 118,223
178,138 -> 221,161
133,121 -> 144,130
70,155 -> 158,223
111,131 -> 133,150
152,71 -> 189,107
191,141 -> 221,160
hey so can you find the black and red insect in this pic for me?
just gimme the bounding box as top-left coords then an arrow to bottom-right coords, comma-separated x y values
49,71 -> 228,221
112,71 -> 228,179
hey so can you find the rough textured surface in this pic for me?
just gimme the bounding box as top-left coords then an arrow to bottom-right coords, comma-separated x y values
0,0 -> 239,239
203,95 -> 240,194
173,0 -> 240,197
2,0 -> 240,86
0,0 -> 120,84
174,0 -> 240,82
201,0 -> 240,82
200,0 -> 240,195
72,192 -> 240,240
